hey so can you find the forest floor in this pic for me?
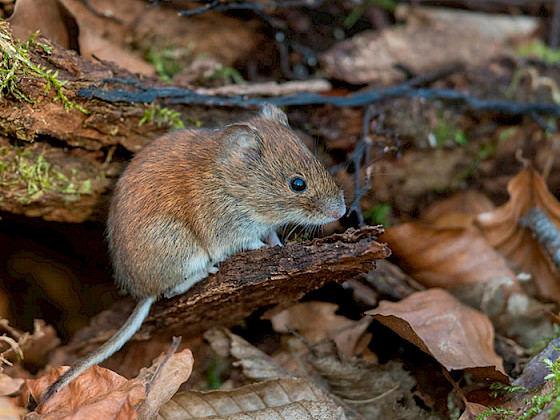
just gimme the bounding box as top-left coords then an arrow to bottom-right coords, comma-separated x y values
0,0 -> 559,419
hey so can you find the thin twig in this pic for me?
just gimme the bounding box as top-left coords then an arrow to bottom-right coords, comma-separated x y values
550,0 -> 560,49
346,106 -> 374,227
144,336 -> 182,395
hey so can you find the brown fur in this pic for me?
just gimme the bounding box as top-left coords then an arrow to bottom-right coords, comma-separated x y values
41,105 -> 345,404
108,105 -> 344,299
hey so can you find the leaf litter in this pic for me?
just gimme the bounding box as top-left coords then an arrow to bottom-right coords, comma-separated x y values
2,1 -> 560,419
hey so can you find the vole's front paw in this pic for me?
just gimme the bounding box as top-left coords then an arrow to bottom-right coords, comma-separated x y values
266,231 -> 283,247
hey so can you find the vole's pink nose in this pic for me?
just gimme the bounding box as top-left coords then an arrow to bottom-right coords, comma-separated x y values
329,209 -> 345,219
327,201 -> 346,220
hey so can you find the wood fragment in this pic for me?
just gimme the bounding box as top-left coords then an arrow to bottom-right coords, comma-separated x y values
49,226 -> 390,366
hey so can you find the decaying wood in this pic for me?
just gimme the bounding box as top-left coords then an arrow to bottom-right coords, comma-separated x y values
49,226 -> 390,366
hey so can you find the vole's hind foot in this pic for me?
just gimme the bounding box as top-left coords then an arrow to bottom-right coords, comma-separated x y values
164,269 -> 209,298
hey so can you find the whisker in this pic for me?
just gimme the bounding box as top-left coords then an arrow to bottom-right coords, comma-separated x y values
285,225 -> 299,242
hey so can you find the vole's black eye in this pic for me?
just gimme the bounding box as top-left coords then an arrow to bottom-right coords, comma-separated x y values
289,176 -> 307,193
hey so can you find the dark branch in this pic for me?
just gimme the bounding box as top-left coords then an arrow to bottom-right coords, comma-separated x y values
178,0 -> 322,15
78,82 -> 560,117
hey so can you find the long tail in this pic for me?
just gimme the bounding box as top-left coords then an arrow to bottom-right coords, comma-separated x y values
41,297 -> 155,405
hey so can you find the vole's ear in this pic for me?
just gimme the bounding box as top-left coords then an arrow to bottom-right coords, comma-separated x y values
220,123 -> 262,163
261,103 -> 289,127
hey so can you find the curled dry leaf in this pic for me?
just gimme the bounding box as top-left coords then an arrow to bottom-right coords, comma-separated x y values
19,320 -> 61,368
205,329 -> 291,381
269,302 -> 372,358
381,219 -> 556,346
320,5 -> 538,84
0,373 -> 24,396
305,340 -> 435,420
383,223 -> 521,291
0,396 -> 25,420
8,0 -> 76,48
366,289 -> 508,382
158,377 -> 347,420
475,166 -> 560,303
25,365 -> 145,419
458,402 -> 489,420
421,191 -> 495,228
136,348 -> 194,420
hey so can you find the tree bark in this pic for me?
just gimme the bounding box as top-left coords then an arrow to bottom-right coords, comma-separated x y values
49,226 -> 390,366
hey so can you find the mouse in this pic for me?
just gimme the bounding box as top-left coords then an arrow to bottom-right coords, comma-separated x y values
40,104 -> 346,404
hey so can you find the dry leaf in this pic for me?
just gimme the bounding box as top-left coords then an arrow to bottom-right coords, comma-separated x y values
8,0 -> 77,48
366,289 -> 508,382
205,329 -> 291,381
475,166 -> 560,302
459,402 -> 490,420
383,219 -> 553,347
19,320 -> 61,368
136,348 -> 194,420
269,302 -> 372,358
305,340 -> 435,420
321,5 -> 538,84
0,396 -> 25,419
0,374 -> 23,396
26,365 -> 145,419
421,191 -> 495,228
158,377 -> 346,420
383,223 -> 521,290
77,25 -> 155,76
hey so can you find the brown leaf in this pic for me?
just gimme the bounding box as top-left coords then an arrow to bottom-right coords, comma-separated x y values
136,348 -> 194,420
0,396 -> 26,419
305,340 -> 433,419
459,402 -> 490,420
8,0 -> 77,48
383,224 -> 521,290
383,220 -> 553,348
475,166 -> 560,302
26,366 -> 145,419
365,289 -> 508,382
269,302 -> 372,358
205,329 -> 291,381
320,5 -> 538,84
0,374 -> 24,396
158,377 -> 347,420
421,191 -> 495,228
77,25 -> 155,76
19,320 -> 61,368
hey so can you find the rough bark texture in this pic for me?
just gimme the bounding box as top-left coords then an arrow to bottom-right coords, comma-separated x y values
0,26 -> 253,223
49,226 -> 390,367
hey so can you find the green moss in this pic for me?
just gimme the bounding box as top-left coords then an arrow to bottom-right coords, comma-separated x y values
476,407 -> 515,420
344,0 -> 397,28
202,63 -> 245,85
0,145 -> 93,203
478,348 -> 560,420
429,112 -> 468,148
204,354 -> 228,390
145,44 -> 195,82
139,105 -> 199,130
0,25 -> 88,113
518,41 -> 560,64
363,203 -> 393,226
